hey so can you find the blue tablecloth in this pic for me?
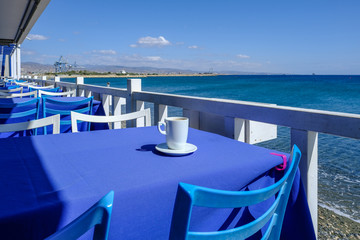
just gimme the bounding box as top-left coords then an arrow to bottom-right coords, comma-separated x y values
0,97 -> 107,137
0,127 -> 315,239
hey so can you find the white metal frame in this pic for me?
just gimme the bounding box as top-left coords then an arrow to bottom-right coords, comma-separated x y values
15,81 -> 36,87
0,90 -> 37,98
29,85 -> 55,90
0,86 -> 23,93
71,108 -> 151,133
38,89 -> 76,97
0,114 -> 61,134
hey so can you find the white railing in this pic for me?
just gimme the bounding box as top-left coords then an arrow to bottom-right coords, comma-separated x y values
25,75 -> 360,237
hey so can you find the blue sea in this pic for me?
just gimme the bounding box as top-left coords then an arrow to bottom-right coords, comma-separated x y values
66,75 -> 360,222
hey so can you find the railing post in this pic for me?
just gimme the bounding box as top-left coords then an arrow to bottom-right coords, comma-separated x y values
113,96 -> 125,129
126,79 -> 142,127
234,118 -> 246,142
291,128 -> 318,237
54,76 -> 60,90
102,82 -> 111,117
41,76 -> 46,86
76,76 -> 84,97
183,109 -> 200,129
155,104 -> 168,124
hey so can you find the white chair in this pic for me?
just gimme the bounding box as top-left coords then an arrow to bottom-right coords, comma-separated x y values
71,108 -> 151,133
0,114 -> 61,134
38,89 -> 76,97
0,87 -> 23,94
0,90 -> 37,98
29,85 -> 55,90
15,81 -> 35,87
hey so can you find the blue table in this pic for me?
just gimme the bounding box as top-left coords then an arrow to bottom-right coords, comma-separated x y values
0,127 -> 315,239
0,97 -> 106,137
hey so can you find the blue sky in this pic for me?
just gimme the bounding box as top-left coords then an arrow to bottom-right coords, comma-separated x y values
22,0 -> 360,74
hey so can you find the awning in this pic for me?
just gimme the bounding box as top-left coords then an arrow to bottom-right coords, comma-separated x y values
0,0 -> 51,45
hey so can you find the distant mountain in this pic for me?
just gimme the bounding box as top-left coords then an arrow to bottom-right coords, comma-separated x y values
21,62 -> 275,75
82,64 -> 198,74
21,62 -> 54,74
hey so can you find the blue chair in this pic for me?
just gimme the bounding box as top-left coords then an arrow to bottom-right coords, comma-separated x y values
169,145 -> 301,240
0,98 -> 40,135
42,96 -> 94,133
45,191 -> 114,240
29,86 -> 60,93
29,87 -> 60,97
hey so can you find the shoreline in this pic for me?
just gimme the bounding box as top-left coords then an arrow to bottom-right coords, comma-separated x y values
47,73 -> 221,78
319,206 -> 360,239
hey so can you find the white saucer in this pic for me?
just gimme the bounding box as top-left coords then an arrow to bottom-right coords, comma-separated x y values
155,143 -> 197,156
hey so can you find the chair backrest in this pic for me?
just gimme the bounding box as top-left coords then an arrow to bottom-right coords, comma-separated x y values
0,90 -> 37,98
29,85 -> 55,90
39,89 -> 76,97
30,87 -> 60,98
0,86 -> 23,93
169,145 -> 302,240
0,114 -> 61,135
42,96 -> 94,133
45,191 -> 114,240
70,108 -> 151,133
15,81 -> 35,87
0,98 -> 40,121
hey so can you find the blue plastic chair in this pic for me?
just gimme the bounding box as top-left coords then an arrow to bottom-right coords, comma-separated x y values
29,87 -> 60,97
0,98 -> 40,135
169,145 -> 302,240
45,191 -> 114,240
42,96 -> 94,133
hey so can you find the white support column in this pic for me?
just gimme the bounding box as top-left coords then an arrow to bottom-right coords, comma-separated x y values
76,77 -> 84,97
11,50 -> 16,79
10,53 -> 15,78
4,55 -> 10,77
291,128 -> 318,237
16,45 -> 21,79
126,79 -> 142,128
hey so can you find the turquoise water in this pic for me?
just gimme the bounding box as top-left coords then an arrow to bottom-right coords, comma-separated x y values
79,75 -> 360,221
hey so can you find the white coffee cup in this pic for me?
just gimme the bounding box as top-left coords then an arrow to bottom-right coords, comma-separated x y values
157,117 -> 189,150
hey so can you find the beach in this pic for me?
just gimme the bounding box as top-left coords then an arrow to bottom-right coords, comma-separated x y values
319,206 -> 360,240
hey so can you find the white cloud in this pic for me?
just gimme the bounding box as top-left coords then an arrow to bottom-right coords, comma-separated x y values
145,56 -> 161,61
237,54 -> 250,59
188,45 -> 199,49
130,36 -> 171,48
22,50 -> 36,55
92,50 -> 117,55
27,34 -> 48,40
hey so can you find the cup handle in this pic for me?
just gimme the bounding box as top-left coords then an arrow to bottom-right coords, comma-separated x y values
157,122 -> 166,135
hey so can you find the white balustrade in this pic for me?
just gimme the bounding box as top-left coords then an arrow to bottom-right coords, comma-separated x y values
27,76 -> 360,237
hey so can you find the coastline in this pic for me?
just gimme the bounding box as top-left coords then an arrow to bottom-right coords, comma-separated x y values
319,206 -> 360,239
49,73 -> 220,78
